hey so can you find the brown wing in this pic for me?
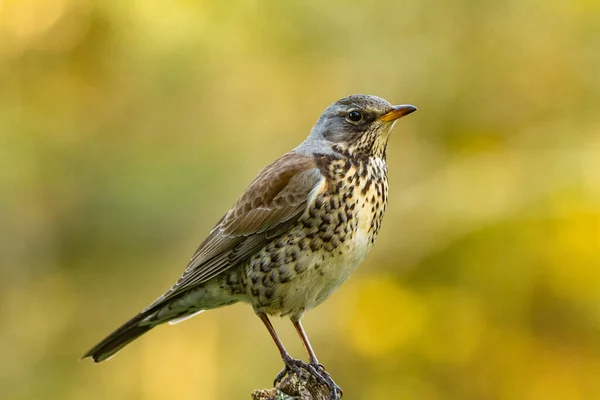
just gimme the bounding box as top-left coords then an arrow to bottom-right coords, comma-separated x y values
147,152 -> 324,309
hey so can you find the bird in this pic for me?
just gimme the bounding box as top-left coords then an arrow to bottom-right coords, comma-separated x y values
83,94 -> 417,397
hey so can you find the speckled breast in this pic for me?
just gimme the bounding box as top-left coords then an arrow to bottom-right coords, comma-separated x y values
243,154 -> 389,319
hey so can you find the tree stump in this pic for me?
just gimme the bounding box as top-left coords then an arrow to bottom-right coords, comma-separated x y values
251,366 -> 340,400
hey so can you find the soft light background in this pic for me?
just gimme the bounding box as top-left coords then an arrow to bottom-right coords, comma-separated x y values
1,0 -> 599,399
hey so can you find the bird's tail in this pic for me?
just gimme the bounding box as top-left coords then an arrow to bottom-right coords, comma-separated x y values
82,311 -> 155,363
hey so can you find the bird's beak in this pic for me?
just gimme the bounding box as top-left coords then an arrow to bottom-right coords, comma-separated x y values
379,104 -> 418,122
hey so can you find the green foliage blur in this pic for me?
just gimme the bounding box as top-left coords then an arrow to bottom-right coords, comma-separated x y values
1,0 -> 599,399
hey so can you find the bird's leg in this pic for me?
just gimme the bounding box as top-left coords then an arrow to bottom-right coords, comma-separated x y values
292,319 -> 320,366
258,313 -> 342,398
258,312 -> 290,362
291,318 -> 343,398
258,313 -> 305,384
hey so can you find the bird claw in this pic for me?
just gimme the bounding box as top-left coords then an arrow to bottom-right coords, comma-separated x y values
274,357 -> 343,399
310,363 -> 343,399
274,358 -> 301,385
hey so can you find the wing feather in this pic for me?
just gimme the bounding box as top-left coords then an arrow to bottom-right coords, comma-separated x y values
147,152 -> 323,309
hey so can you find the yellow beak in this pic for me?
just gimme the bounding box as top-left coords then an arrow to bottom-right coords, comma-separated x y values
379,104 -> 418,122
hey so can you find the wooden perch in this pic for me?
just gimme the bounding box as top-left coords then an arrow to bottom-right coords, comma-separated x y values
251,366 -> 341,400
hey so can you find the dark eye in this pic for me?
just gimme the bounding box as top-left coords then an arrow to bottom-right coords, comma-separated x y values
347,110 -> 363,123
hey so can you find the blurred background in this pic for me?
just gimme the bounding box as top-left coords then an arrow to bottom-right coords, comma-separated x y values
1,0 -> 599,399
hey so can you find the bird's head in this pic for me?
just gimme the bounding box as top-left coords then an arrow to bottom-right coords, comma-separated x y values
299,94 -> 417,159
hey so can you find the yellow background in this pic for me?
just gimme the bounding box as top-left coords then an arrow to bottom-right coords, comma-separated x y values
1,0 -> 599,399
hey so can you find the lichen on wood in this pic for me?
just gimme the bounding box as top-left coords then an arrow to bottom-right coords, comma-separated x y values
251,366 -> 340,400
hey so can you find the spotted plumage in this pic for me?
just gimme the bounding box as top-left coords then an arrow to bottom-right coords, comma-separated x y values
83,94 -> 416,396
242,151 -> 389,320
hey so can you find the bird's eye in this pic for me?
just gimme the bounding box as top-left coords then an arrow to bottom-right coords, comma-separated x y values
347,110 -> 363,123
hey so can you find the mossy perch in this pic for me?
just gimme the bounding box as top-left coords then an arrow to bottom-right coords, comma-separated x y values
251,367 -> 340,400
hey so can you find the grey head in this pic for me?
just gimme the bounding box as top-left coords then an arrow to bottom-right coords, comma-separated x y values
295,94 -> 417,158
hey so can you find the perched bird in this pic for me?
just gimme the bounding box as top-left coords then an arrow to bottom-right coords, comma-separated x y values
83,94 -> 417,397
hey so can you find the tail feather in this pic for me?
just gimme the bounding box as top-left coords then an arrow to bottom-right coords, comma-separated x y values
82,312 -> 154,363
83,290 -> 217,362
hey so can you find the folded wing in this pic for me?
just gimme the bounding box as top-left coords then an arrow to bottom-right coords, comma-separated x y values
147,152 -> 324,310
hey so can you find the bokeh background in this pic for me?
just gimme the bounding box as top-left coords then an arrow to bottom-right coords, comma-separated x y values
1,0 -> 600,399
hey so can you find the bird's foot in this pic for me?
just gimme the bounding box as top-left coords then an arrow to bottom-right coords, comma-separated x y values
312,363 -> 343,399
274,357 -> 342,399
